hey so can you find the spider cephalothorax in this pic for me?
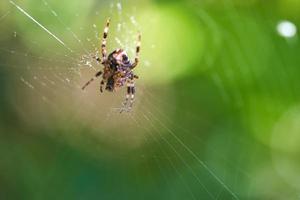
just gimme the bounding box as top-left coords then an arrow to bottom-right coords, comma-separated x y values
113,49 -> 131,67
82,18 -> 141,110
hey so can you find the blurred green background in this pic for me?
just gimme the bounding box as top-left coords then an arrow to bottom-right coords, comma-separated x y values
1,0 -> 300,199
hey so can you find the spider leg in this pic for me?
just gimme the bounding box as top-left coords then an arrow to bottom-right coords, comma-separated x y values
81,71 -> 102,90
100,80 -> 104,93
123,86 -> 130,106
92,55 -> 101,63
122,80 -> 135,110
128,83 -> 135,109
130,32 -> 141,69
120,81 -> 134,113
133,75 -> 139,79
101,18 -> 110,61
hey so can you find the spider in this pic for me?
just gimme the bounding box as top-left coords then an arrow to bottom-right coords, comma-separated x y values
81,18 -> 141,111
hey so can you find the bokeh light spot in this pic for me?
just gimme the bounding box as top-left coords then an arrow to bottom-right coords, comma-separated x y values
276,20 -> 297,38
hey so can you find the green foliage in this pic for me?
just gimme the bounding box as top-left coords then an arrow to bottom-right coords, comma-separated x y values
0,0 -> 300,199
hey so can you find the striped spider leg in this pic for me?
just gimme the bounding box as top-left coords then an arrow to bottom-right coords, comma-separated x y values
101,18 -> 110,61
81,71 -> 102,90
120,75 -> 139,113
81,18 -> 111,91
120,33 -> 141,112
130,32 -> 141,69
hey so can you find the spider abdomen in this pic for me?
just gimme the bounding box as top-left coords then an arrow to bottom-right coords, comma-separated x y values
105,76 -> 115,91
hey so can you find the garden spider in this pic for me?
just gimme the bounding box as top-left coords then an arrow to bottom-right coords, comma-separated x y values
81,18 -> 141,111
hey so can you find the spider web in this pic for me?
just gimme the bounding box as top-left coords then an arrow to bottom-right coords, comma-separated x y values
0,0 -> 266,199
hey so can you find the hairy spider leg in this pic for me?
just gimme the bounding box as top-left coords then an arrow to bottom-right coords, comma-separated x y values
120,80 -> 135,113
125,80 -> 135,106
92,55 -> 101,63
131,33 -> 141,69
100,80 -> 104,93
82,71 -> 103,90
126,75 -> 138,105
133,75 -> 139,79
101,18 -> 110,61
